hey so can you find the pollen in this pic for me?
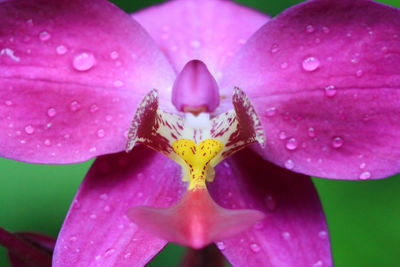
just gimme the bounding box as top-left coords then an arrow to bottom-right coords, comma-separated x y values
173,139 -> 223,190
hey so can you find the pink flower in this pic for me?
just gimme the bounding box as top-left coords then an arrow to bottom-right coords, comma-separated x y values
1,0 -> 400,266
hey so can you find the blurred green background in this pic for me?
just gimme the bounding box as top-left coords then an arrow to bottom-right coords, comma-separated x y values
1,0 -> 400,266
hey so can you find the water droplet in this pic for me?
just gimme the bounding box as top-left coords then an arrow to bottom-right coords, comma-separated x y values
24,125 -> 34,134
39,31 -> 51,41
97,129 -> 105,138
282,232 -> 291,240
47,107 -> 57,117
124,252 -> 132,259
105,115 -> 112,121
89,147 -> 97,153
95,255 -> 101,261
90,213 -> 97,219
324,85 -> 336,97
250,243 -> 261,252
266,107 -> 276,117
360,162 -> 366,169
285,138 -> 298,150
312,260 -> 323,267
216,242 -> 225,250
104,248 -> 115,257
356,69 -> 363,77
26,19 -> 34,27
44,139 -> 51,146
331,136 -> 343,148
322,26 -> 330,34
253,222 -> 264,230
56,45 -> 68,55
270,43 -> 279,53
279,131 -> 287,140
99,193 -> 108,200
302,56 -> 320,72
359,171 -> 371,180
70,101 -> 81,111
113,80 -> 124,88
265,195 -> 277,211
284,159 -> 294,170
318,230 -> 328,240
280,62 -> 288,69
104,205 -> 111,212
306,25 -> 315,33
73,52 -> 96,71
110,51 -> 119,60
70,236 -> 77,242
90,104 -> 99,113
308,127 -> 316,138
5,100 -> 13,106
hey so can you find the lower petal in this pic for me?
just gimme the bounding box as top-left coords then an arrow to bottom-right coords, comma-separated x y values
208,148 -> 332,267
53,146 -> 186,267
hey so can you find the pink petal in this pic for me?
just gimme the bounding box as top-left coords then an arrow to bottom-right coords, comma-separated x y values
208,148 -> 332,266
133,0 -> 269,77
0,0 -> 175,163
53,146 -> 186,266
220,0 -> 400,179
127,187 -> 264,249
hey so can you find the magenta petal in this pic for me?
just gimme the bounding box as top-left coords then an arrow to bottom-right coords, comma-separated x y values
133,0 -> 269,76
221,0 -> 400,179
0,0 -> 175,163
208,148 -> 332,266
53,146 -> 186,266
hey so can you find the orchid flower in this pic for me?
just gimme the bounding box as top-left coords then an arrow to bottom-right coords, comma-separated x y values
1,0 -> 400,266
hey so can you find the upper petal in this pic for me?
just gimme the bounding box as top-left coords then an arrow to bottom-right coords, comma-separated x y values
208,148 -> 332,266
0,0 -> 175,163
53,145 -> 186,267
133,0 -> 269,77
220,0 -> 400,179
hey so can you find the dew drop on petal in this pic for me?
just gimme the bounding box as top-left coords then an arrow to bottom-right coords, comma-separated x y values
306,25 -> 315,33
308,127 -> 316,138
331,136 -> 343,148
282,232 -> 291,240
104,248 -> 115,257
216,242 -> 225,250
113,80 -> 124,88
250,243 -> 261,253
322,26 -> 330,34
285,138 -> 298,150
39,31 -> 51,41
44,139 -> 51,146
284,159 -> 294,170
99,193 -> 108,200
47,107 -> 57,117
302,56 -> 320,72
97,129 -> 105,138
56,45 -> 68,55
359,171 -> 371,180
70,101 -> 81,112
356,69 -> 363,77
360,162 -> 366,169
73,52 -> 96,71
24,125 -> 34,134
109,51 -> 119,60
312,260 -> 323,267
280,62 -> 288,69
324,85 -> 336,97
266,107 -> 276,117
279,131 -> 287,140
318,230 -> 328,240
124,253 -> 132,259
5,100 -> 13,106
253,222 -> 264,230
265,195 -> 277,211
270,43 -> 279,53
90,104 -> 99,113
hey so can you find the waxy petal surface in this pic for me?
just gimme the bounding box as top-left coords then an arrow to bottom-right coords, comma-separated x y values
0,0 -> 175,163
221,0 -> 400,179
133,0 -> 269,77
53,146 -> 186,267
208,148 -> 332,267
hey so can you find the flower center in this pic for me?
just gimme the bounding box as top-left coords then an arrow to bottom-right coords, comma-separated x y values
173,139 -> 223,190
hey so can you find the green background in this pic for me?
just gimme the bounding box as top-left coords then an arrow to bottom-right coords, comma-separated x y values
1,0 -> 400,266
